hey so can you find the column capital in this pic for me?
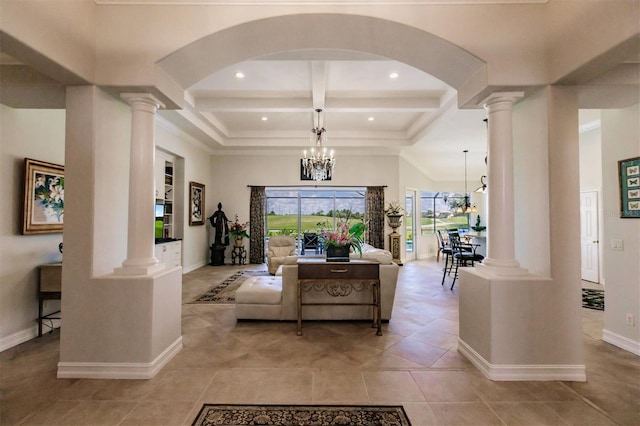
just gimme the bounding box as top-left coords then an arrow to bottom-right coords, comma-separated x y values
120,93 -> 165,111
481,91 -> 525,109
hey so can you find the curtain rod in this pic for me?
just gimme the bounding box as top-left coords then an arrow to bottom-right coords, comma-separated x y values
247,185 -> 388,188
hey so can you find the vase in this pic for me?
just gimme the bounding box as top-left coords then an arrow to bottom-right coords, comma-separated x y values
326,244 -> 350,262
234,237 -> 243,248
387,214 -> 403,231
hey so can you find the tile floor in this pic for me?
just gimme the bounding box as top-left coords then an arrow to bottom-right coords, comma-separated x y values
1,259 -> 638,426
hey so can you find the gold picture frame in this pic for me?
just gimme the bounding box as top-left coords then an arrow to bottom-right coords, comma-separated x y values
22,158 -> 64,235
189,181 -> 205,226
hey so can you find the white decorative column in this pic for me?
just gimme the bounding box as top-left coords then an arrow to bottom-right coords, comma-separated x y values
477,92 -> 527,276
116,93 -> 165,275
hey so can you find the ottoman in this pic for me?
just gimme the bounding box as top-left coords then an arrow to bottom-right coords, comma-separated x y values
235,275 -> 283,320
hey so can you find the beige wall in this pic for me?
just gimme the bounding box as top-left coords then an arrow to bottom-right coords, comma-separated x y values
602,103 -> 640,353
0,106 -> 65,348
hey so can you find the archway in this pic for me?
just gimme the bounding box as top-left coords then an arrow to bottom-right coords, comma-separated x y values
157,13 -> 486,104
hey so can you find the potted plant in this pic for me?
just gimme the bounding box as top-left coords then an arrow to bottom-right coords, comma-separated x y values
228,214 -> 250,247
384,200 -> 405,231
322,220 -> 366,261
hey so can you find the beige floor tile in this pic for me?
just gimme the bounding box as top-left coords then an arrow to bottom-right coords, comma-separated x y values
200,369 -> 269,403
18,400 -> 81,426
429,347 -> 475,369
386,337 -> 448,367
1,259 -> 638,426
360,352 -> 425,369
411,370 -> 482,402
429,402 -> 504,425
407,328 -> 459,351
312,370 -> 369,402
489,402 -> 568,425
89,378 -> 158,401
56,400 -> 138,426
119,400 -> 195,426
545,401 -> 617,425
362,371 -> 425,402
402,402 -> 440,426
254,369 -> 314,404
143,368 -> 216,402
474,379 -> 538,402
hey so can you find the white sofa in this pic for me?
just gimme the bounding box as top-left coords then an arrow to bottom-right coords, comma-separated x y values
236,244 -> 400,321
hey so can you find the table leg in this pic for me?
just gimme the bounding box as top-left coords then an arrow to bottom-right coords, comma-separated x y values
297,281 -> 303,336
376,282 -> 382,336
38,296 -> 43,337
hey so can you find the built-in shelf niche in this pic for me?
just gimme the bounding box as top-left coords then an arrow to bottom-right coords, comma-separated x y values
156,152 -> 175,239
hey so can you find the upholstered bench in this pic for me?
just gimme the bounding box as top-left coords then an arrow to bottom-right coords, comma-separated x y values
235,275 -> 283,320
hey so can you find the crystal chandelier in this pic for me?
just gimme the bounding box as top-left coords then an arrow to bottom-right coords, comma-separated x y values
302,108 -> 335,182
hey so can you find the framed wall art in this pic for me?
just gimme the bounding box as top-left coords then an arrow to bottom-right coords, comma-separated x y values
618,156 -> 640,218
22,158 -> 65,235
189,181 -> 205,226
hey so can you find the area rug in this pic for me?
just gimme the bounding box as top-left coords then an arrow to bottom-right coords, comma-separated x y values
582,288 -> 604,311
192,404 -> 412,426
191,270 -> 270,304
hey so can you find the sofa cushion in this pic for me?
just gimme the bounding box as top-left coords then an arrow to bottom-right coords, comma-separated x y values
270,246 -> 293,257
283,255 -> 298,264
351,243 -> 392,264
236,276 -> 283,305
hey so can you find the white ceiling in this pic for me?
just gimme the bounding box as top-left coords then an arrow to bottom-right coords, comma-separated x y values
174,53 -> 491,181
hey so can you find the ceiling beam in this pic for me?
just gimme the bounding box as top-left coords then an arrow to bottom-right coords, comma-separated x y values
311,61 -> 327,110
194,96 -> 440,112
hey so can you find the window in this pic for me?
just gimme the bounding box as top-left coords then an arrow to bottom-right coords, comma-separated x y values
420,191 -> 470,234
405,191 -> 415,253
265,187 -> 366,251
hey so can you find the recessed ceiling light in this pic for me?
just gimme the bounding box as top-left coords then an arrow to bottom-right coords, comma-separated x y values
368,117 -> 375,121
389,72 -> 399,79
261,116 -> 268,121
235,72 -> 245,79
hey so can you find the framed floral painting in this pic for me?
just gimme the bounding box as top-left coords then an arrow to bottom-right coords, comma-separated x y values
189,181 -> 205,226
22,158 -> 64,235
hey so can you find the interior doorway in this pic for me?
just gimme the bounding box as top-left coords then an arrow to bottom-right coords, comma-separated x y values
580,190 -> 600,284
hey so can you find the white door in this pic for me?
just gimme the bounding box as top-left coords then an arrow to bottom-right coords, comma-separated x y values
580,191 -> 600,283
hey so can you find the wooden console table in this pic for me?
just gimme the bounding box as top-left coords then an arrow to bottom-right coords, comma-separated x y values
37,263 -> 62,337
296,259 -> 381,336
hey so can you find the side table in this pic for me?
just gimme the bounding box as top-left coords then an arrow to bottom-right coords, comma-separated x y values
232,246 -> 247,265
296,259 -> 381,336
37,263 -> 62,336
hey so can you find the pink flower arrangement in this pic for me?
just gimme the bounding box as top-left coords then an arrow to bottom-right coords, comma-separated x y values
322,220 -> 366,255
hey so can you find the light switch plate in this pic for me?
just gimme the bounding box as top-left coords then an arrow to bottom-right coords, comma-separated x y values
611,239 -> 624,251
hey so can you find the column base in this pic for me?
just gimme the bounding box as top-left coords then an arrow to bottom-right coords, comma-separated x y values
458,268 -> 585,381
475,258 -> 529,277
115,257 -> 164,276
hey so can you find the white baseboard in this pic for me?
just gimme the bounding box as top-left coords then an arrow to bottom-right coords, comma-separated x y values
603,329 -> 640,356
458,339 -> 587,381
57,336 -> 183,379
0,326 -> 37,353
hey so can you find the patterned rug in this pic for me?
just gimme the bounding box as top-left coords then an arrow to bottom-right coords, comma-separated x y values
191,270 -> 270,304
582,288 -> 605,311
192,404 -> 412,426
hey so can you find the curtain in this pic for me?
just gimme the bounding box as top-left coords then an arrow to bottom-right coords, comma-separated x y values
249,186 -> 266,264
366,186 -> 385,249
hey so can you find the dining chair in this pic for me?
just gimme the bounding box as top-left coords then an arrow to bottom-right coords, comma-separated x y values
437,229 -> 453,274
448,232 -> 484,290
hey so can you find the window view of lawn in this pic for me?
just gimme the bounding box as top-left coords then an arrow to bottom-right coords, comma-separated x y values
263,189 -> 471,252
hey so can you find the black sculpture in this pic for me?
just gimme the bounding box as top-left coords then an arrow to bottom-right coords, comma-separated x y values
209,202 -> 229,266
209,202 -> 230,246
